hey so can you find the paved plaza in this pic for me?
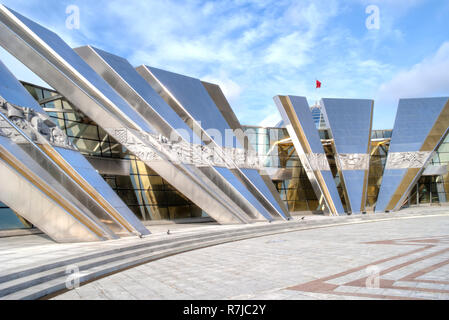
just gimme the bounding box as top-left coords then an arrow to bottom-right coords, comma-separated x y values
53,214 -> 449,300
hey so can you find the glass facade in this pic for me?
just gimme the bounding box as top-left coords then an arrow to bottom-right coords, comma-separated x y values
0,81 -> 447,232
371,129 -> 392,139
402,133 -> 449,207
243,126 -> 320,212
310,104 -> 327,129
366,139 -> 390,210
21,82 -> 205,223
242,124 -> 446,214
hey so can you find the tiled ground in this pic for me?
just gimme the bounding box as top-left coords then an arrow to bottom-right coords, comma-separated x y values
53,214 -> 449,300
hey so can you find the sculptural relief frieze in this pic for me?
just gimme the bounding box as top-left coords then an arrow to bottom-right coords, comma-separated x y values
306,153 -> 331,171
385,151 -> 433,169
337,153 -> 370,170
109,128 -> 263,169
0,96 -> 74,150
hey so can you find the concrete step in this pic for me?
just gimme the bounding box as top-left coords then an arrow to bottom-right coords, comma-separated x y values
0,218 -> 323,285
0,224 -> 295,297
1,209 -> 447,300
1,223 -> 309,300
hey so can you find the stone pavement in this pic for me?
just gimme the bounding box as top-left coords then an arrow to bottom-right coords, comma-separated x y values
53,211 -> 449,300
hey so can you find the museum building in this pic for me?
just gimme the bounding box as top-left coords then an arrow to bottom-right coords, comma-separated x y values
0,5 -> 448,242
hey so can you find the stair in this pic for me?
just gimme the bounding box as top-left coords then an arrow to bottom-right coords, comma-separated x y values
0,208 -> 447,300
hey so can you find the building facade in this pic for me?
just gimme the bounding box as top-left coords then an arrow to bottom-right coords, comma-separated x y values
0,5 -> 448,242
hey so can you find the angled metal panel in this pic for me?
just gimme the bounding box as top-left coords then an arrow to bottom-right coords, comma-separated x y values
376,97 -> 449,212
0,136 -> 104,242
74,46 -> 271,221
321,98 -> 373,214
136,65 -> 290,220
0,5 -> 245,225
274,95 -> 344,215
0,57 -> 148,237
201,81 -> 289,216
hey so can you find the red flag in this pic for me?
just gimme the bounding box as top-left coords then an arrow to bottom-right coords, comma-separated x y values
316,80 -> 322,88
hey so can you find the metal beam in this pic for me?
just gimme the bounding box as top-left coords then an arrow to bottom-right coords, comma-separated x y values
376,97 -> 449,212
274,95 -> 344,215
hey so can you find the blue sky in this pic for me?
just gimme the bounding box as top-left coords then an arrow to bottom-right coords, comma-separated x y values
1,0 -> 448,129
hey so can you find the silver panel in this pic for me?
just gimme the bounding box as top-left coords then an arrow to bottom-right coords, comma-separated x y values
0,57 -> 149,237
136,65 -> 289,220
0,135 -> 104,242
74,46 -> 271,221
0,114 -> 120,239
201,81 -> 290,217
85,156 -> 131,176
0,6 -> 245,225
321,98 -> 373,213
274,95 -> 344,215
376,97 -> 449,212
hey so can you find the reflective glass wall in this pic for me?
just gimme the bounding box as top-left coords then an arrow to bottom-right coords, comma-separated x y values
243,126 -> 320,212
22,82 -> 205,222
1,81 -> 447,233
403,133 -> 449,207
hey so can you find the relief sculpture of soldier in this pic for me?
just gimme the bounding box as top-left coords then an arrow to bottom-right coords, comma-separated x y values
337,154 -> 369,170
0,97 -> 73,149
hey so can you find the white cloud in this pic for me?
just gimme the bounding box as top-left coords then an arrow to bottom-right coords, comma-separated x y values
258,107 -> 282,127
263,32 -> 314,69
0,0 -> 444,130
202,75 -> 243,103
378,42 -> 449,100
0,47 -> 51,88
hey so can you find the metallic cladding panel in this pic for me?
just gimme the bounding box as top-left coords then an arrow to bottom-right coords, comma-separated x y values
0,136 -> 103,242
274,95 -> 345,215
146,67 -> 237,148
321,98 -> 373,154
321,98 -> 373,213
375,97 -> 449,212
321,170 -> 344,213
54,147 -> 148,235
0,6 -> 248,225
75,46 -> 268,222
20,144 -> 121,238
201,81 -> 245,146
213,167 -> 273,220
388,98 -> 449,153
375,169 -> 407,212
0,54 -> 148,237
201,81 -> 289,216
0,62 -> 124,237
0,158 -> 99,242
239,168 -> 286,218
288,96 -> 325,154
342,170 -> 366,213
0,60 -> 44,113
3,6 -> 153,134
0,114 -> 122,239
140,66 -> 289,219
76,46 -> 198,143
85,156 -> 131,176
